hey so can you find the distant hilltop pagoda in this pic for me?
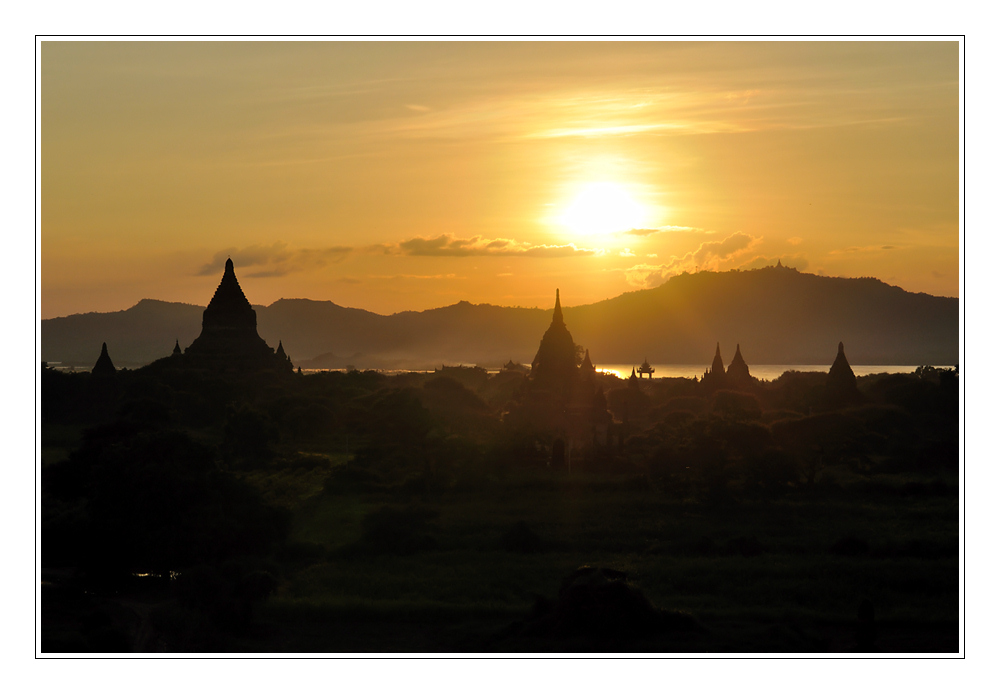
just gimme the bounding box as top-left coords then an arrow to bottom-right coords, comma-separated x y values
180,258 -> 293,373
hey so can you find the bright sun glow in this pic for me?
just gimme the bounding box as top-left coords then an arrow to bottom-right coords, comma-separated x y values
558,182 -> 649,238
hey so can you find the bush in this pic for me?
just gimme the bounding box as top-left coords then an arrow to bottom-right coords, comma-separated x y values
500,521 -> 543,553
711,390 -> 762,421
353,505 -> 440,555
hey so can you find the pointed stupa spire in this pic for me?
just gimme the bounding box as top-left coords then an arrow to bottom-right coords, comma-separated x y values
204,258 -> 254,322
276,340 -> 287,359
828,341 -> 857,393
529,288 -> 577,387
172,339 -> 182,356
580,348 -> 595,372
92,342 -> 116,377
726,342 -> 751,384
552,288 -> 564,326
711,342 -> 725,376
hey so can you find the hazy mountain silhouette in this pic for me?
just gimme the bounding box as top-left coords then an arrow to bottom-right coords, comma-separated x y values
42,266 -> 958,369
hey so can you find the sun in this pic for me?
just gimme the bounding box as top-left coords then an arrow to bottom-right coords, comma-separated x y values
557,182 -> 649,239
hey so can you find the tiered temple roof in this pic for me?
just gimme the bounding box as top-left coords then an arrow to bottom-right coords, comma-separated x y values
530,289 -> 578,389
637,357 -> 655,379
182,259 -> 292,372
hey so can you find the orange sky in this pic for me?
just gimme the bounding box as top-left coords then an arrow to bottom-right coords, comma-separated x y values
41,40 -> 959,319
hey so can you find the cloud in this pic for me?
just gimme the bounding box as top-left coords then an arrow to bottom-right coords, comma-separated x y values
198,242 -> 351,277
787,237 -> 803,245
619,248 -> 636,257
370,273 -> 464,281
828,244 -> 899,256
622,231 -> 760,288
389,234 -> 600,258
620,225 -> 705,237
725,89 -> 763,104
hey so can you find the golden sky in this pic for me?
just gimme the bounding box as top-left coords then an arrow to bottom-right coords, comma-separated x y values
41,40 -> 959,319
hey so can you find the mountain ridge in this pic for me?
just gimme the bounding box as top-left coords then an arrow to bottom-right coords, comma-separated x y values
41,267 -> 959,369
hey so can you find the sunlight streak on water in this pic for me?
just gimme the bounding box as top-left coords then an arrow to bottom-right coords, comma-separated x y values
298,364 -> 953,381
594,364 -> 953,381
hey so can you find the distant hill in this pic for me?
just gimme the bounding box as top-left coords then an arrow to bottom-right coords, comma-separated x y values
42,266 -> 959,369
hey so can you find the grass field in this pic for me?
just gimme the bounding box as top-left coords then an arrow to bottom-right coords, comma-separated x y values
221,463 -> 959,653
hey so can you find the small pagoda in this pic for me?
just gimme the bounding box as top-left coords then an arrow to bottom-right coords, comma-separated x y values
702,342 -> 728,390
827,341 -> 858,394
637,358 -> 655,379
91,342 -> 117,377
726,344 -> 753,388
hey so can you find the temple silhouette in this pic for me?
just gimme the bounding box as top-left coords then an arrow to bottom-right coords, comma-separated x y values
508,290 -> 611,452
91,342 -> 116,377
125,259 -> 295,374
637,358 -> 655,379
825,341 -> 862,406
699,342 -> 756,391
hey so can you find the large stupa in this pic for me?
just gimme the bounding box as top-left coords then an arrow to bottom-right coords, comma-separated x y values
529,289 -> 578,390
182,259 -> 292,372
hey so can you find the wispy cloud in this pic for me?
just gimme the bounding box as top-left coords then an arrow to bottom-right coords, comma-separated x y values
382,234 -> 601,258
370,273 -> 465,281
620,225 -> 706,237
197,242 -> 351,277
622,232 -> 760,288
828,244 -> 900,256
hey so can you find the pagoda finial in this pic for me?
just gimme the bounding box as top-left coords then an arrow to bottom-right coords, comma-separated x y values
172,339 -> 182,355
552,288 -> 564,325
225,257 -> 234,273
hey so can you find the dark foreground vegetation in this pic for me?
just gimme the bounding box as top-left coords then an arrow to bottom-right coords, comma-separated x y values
41,363 -> 959,653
